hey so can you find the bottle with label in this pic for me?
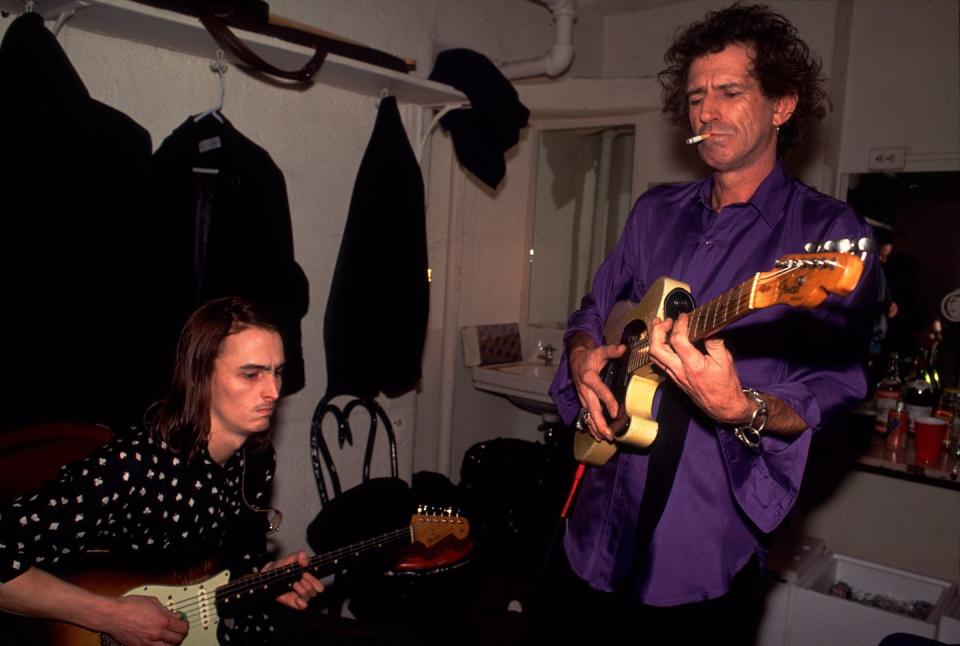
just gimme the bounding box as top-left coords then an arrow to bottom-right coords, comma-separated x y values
874,352 -> 902,434
902,352 -> 936,433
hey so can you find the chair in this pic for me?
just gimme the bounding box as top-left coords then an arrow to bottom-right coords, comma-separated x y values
0,422 -> 114,504
0,422 -> 114,645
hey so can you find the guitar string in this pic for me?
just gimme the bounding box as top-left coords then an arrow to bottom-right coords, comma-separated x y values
167,518 -> 465,622
625,264 -> 803,373
167,526 -> 416,620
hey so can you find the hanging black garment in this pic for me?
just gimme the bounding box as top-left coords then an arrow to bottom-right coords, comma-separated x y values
428,49 -> 530,190
0,12 -> 157,431
323,97 -> 428,399
148,115 -> 310,395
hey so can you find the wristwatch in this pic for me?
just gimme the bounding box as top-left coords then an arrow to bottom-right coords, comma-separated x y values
733,387 -> 767,448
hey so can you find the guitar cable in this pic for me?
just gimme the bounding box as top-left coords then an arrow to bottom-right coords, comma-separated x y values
560,463 -> 586,519
240,447 -> 284,533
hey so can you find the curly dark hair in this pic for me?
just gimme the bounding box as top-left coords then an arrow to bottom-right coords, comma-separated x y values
658,3 -> 827,156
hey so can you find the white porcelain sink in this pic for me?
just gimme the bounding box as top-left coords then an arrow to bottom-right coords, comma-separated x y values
471,360 -> 559,417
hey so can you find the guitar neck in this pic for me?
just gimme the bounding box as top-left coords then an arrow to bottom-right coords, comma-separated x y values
686,274 -> 757,343
216,525 -> 413,608
625,274 -> 757,374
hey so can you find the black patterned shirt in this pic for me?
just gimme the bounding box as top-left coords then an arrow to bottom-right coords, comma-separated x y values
0,427 -> 279,644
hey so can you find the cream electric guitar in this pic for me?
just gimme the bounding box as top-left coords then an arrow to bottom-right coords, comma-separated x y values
573,247 -> 867,467
48,510 -> 470,646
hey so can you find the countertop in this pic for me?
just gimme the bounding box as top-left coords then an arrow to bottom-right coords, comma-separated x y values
841,411 -> 960,490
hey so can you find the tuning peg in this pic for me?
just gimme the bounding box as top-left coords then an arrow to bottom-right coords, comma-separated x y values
803,241 -> 819,253
857,237 -> 876,253
836,239 -> 853,253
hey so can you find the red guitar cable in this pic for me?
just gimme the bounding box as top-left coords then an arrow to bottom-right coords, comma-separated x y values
560,463 -> 587,518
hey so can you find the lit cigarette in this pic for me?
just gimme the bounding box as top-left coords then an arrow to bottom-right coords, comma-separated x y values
685,133 -> 712,144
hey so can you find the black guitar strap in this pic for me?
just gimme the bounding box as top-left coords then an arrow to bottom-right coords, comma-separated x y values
617,380 -> 695,589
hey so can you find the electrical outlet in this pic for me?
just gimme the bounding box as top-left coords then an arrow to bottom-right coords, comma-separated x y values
867,147 -> 906,170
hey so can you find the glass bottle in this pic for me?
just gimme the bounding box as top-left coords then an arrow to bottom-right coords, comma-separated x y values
874,352 -> 902,435
902,352 -> 935,433
934,387 -> 958,451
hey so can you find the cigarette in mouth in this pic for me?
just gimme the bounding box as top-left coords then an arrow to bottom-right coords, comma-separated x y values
685,133 -> 712,144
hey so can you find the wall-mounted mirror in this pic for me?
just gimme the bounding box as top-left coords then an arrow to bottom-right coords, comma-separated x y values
526,122 -> 636,329
844,170 -> 960,388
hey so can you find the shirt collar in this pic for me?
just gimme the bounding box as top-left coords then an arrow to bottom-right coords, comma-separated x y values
696,159 -> 791,229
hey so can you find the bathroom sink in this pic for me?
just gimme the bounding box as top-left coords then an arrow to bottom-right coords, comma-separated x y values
494,363 -> 557,379
471,360 -> 559,417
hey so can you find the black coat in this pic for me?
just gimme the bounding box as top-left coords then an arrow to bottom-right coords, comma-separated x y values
323,97 -> 428,398
148,115 -> 310,395
0,12 -> 156,430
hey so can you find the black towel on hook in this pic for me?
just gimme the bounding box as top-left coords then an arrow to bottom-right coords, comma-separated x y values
428,49 -> 530,190
322,96 -> 428,399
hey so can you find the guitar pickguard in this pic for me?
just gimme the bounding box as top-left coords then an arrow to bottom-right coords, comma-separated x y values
573,276 -> 693,467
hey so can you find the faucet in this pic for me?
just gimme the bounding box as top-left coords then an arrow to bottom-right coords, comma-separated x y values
538,342 -> 556,365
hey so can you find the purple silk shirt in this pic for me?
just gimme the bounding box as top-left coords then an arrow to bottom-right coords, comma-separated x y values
548,161 -> 878,605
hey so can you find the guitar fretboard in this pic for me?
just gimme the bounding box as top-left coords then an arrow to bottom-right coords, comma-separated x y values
624,274 -> 759,374
216,525 -> 413,605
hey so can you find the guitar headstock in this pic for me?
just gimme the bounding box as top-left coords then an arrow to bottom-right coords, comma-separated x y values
752,242 -> 866,309
410,506 -> 470,547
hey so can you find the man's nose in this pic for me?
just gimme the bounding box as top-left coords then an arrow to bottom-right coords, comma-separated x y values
263,374 -> 281,400
699,94 -> 719,122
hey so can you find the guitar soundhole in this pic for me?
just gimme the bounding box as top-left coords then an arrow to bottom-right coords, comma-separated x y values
663,287 -> 695,320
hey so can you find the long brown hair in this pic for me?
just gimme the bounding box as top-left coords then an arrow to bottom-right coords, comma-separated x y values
150,296 -> 281,462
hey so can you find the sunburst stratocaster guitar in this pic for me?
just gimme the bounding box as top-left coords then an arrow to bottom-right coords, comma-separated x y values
573,247 -> 866,467
45,509 -> 470,646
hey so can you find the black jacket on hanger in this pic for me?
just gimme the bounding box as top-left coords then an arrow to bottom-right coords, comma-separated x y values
148,115 -> 310,395
0,12 -> 157,430
323,96 -> 428,399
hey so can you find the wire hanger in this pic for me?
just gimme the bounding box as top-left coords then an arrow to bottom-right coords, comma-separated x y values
194,50 -> 227,124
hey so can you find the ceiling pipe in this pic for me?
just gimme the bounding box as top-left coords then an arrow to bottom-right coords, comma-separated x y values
500,0 -> 576,80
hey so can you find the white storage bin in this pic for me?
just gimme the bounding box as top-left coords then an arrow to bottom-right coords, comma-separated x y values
755,535 -> 826,646
939,593 -> 960,643
789,552 -> 958,646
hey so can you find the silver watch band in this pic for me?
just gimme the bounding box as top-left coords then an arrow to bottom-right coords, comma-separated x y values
734,387 -> 767,448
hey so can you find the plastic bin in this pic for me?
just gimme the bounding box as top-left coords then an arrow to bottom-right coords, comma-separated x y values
940,593 -> 960,643
789,552 -> 958,646
755,536 -> 825,646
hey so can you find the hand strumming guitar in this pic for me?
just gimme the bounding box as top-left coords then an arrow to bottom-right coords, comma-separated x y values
103,594 -> 190,646
567,330 -> 626,443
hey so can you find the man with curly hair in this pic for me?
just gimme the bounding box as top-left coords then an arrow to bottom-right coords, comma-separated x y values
543,4 -> 878,642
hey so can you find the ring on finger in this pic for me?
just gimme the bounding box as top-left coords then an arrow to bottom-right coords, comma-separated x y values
576,409 -> 591,431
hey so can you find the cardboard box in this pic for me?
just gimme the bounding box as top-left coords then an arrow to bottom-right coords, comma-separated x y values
789,552 -> 957,646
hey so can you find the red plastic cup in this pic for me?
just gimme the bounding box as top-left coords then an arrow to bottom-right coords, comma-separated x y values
914,416 -> 947,465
